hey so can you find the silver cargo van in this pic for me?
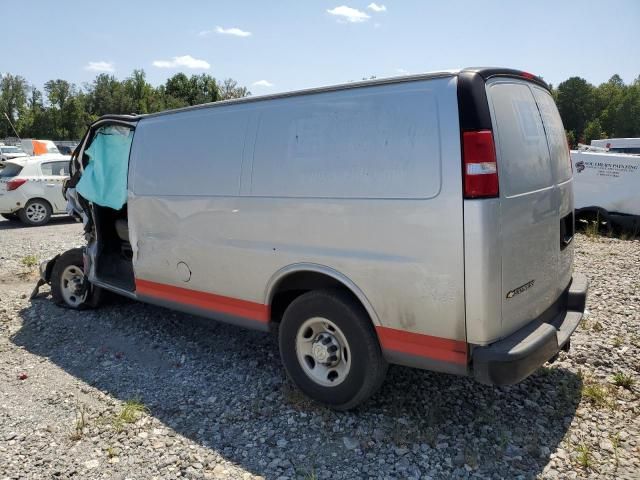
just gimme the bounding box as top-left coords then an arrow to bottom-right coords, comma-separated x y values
40,67 -> 588,409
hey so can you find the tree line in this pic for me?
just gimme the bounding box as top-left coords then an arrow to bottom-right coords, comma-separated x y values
553,74 -> 640,146
1,70 -> 639,144
0,70 -> 250,140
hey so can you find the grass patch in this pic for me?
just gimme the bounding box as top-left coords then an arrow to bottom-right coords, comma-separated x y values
301,469 -> 318,480
21,255 -> 38,269
69,400 -> 88,441
610,433 -> 620,469
591,321 -> 604,332
582,382 -> 611,408
112,399 -> 148,431
612,372 -> 634,390
584,220 -> 600,238
612,336 -> 624,348
576,442 -> 593,469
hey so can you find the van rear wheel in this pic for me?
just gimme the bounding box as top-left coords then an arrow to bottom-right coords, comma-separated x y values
51,248 -> 102,309
278,289 -> 387,410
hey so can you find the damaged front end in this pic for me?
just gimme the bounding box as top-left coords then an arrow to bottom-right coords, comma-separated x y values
30,255 -> 60,299
31,115 -> 139,305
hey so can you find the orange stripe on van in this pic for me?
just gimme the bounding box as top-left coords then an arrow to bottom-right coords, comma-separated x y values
135,279 -> 270,323
376,326 -> 468,365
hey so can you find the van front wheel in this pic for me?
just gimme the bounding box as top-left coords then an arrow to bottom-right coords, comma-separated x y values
51,248 -> 102,309
279,290 -> 387,410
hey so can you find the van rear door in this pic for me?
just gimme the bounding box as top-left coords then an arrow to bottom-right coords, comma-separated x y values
486,79 -> 573,338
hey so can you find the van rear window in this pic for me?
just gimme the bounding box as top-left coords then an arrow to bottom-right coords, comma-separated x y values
488,82 -> 552,197
532,88 -> 572,183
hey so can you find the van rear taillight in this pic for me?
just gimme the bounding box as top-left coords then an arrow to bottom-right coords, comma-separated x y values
6,178 -> 27,191
462,130 -> 499,198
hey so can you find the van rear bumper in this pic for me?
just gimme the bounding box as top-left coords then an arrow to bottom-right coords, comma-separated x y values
472,273 -> 588,385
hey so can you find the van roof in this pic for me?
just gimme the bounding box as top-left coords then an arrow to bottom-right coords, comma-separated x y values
94,67 -> 550,123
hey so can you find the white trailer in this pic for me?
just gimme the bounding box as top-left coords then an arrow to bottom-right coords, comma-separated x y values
571,150 -> 640,228
590,138 -> 640,154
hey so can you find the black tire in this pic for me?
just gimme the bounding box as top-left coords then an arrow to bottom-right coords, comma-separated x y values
1,213 -> 19,221
279,289 -> 387,410
18,199 -> 52,226
51,248 -> 102,309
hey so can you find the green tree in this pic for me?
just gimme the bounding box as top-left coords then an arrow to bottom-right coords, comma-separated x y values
556,77 -> 595,141
583,119 -> 604,144
218,78 -> 250,100
164,73 -> 219,106
44,79 -> 90,139
123,69 -> 156,114
594,75 -> 625,137
0,74 -> 29,137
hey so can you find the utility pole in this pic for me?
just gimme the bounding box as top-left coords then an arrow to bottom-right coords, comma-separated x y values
3,112 -> 21,140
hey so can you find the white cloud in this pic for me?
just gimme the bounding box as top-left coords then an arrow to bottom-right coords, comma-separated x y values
84,61 -> 115,73
396,68 -> 410,75
327,6 -> 370,23
212,26 -> 252,37
152,55 -> 210,69
252,80 -> 274,88
367,3 -> 387,12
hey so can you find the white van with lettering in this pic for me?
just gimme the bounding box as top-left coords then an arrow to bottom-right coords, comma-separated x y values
38,68 -> 588,409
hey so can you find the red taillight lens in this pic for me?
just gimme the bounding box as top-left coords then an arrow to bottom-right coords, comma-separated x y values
462,130 -> 499,198
6,178 -> 27,191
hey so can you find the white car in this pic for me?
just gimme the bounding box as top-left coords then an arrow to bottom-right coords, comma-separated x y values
0,145 -> 28,166
0,154 -> 71,226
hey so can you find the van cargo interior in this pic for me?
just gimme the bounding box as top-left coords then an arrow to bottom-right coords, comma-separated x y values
77,125 -> 135,292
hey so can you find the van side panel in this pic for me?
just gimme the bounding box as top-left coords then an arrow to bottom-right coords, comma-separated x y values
128,77 -> 466,365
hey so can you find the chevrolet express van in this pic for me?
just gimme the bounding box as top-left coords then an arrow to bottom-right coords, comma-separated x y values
39,68 -> 588,409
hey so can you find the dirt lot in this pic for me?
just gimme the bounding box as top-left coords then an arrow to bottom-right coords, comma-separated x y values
0,216 -> 638,480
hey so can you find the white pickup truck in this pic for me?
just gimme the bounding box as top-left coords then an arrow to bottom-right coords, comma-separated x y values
571,149 -> 640,229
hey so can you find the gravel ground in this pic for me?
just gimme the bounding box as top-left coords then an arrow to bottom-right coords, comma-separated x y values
0,217 -> 638,480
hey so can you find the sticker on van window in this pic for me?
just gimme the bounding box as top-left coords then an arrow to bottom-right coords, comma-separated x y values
506,280 -> 535,299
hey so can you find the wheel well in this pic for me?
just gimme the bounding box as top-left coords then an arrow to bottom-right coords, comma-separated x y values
25,197 -> 53,210
575,207 -> 609,223
269,271 -> 367,325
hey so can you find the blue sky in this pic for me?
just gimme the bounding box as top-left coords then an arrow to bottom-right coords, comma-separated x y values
3,0 -> 640,94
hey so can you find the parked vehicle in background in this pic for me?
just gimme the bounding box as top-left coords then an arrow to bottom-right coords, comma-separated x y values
56,145 -> 76,155
20,139 -> 60,156
571,150 -> 640,229
40,67 -> 588,409
0,145 -> 28,167
0,154 -> 70,225
590,138 -> 640,154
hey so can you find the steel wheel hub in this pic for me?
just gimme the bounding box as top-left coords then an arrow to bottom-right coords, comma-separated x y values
60,265 -> 87,307
295,317 -> 351,387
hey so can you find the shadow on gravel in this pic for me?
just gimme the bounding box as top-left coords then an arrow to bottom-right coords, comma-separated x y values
13,297 -> 582,478
0,216 -> 77,230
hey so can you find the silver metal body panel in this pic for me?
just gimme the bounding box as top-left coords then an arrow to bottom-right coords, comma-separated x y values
127,76 -> 468,342
465,79 -> 574,345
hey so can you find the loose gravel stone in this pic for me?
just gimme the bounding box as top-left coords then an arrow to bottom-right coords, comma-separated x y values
0,217 -> 638,479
